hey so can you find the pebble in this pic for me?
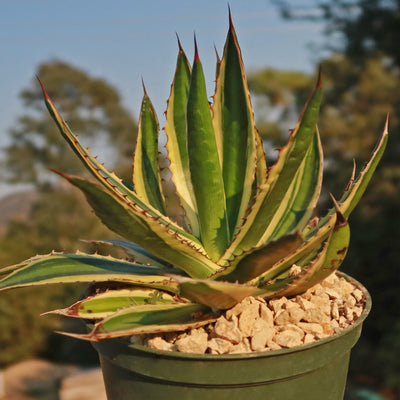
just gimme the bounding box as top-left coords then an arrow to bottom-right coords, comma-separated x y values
273,330 -> 303,348
250,320 -> 275,351
231,338 -> 252,354
352,288 -> 364,302
259,303 -> 274,326
304,333 -> 316,345
296,296 -> 315,311
276,307 -> 306,325
276,323 -> 305,337
147,336 -> 174,352
297,322 -> 324,336
174,329 -> 208,354
331,301 -> 340,319
303,307 -> 331,324
269,297 -> 288,314
214,316 -> 242,344
140,272 -> 366,354
238,302 -> 261,336
207,337 -> 233,354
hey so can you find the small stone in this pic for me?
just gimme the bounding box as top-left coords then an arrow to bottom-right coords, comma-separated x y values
266,339 -> 282,351
259,303 -> 274,326
353,306 -> 363,319
324,287 -> 341,299
275,307 -> 305,325
230,338 -> 252,354
321,272 -> 339,288
248,296 -> 260,304
284,299 -> 301,309
344,293 -> 357,307
297,322 -> 324,336
274,309 -> 291,325
289,264 -> 302,277
276,324 -> 305,338
174,330 -> 208,354
226,297 -> 252,319
296,296 -> 315,311
309,293 -> 331,315
303,307 -> 331,324
250,320 -> 275,351
312,284 -> 325,296
250,334 -> 267,351
331,301 -> 340,320
344,304 -> 355,321
130,334 -> 145,345
303,333 -> 316,344
238,302 -> 261,337
207,338 -> 233,354
269,297 -> 288,314
330,319 -> 340,330
214,315 -> 242,344
289,307 -> 306,323
352,288 -> 364,302
338,278 -> 355,294
273,330 -> 303,348
339,315 -> 348,327
321,323 -> 335,335
302,287 -> 314,300
315,332 -> 329,340
147,336 -> 174,352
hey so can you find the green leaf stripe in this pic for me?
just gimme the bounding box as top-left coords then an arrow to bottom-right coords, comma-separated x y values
164,41 -> 200,237
186,45 -> 229,261
212,18 -> 258,236
133,86 -> 165,213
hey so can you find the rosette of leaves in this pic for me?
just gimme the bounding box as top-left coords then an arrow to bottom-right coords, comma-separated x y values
0,15 -> 388,341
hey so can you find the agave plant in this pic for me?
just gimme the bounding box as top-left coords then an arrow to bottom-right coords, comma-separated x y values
0,15 -> 387,341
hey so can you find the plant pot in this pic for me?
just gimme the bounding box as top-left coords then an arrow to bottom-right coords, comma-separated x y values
91,273 -> 371,400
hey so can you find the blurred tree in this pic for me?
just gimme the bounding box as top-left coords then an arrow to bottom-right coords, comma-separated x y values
247,68 -> 315,163
0,183 -> 122,367
249,56 -> 400,395
2,60 -> 137,184
272,0 -> 400,67
0,60 -> 139,366
254,2 -> 400,394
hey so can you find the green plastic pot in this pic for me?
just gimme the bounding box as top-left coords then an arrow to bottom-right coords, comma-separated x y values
92,273 -> 371,400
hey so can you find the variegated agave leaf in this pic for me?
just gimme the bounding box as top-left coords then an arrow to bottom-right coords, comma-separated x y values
0,252 -> 178,293
46,288 -> 177,319
62,303 -> 216,341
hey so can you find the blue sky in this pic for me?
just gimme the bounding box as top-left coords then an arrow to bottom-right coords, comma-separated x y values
0,0 -> 326,193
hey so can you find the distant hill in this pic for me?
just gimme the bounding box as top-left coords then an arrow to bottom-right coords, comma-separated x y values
0,190 -> 39,232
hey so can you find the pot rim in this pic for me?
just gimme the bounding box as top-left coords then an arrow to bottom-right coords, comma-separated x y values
107,271 -> 371,361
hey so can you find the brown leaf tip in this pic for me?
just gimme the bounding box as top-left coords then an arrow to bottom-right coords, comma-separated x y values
329,193 -> 347,228
194,33 -> 200,62
36,76 -> 50,100
176,32 -> 184,53
141,77 -> 148,96
384,112 -> 389,134
214,44 -> 221,63
316,65 -> 322,89
228,4 -> 233,30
